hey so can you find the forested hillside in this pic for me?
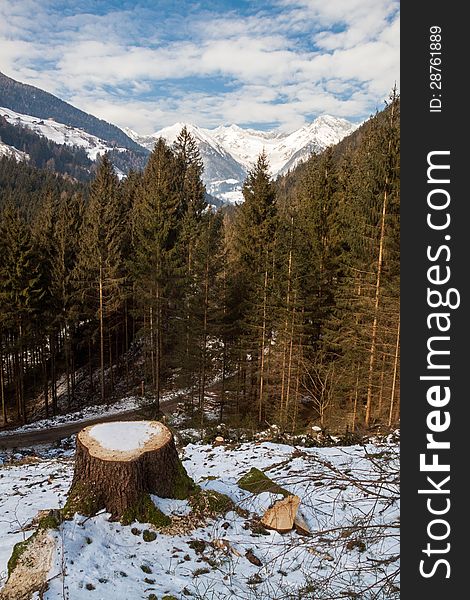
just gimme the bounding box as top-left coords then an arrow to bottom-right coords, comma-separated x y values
0,116 -> 94,180
0,72 -> 143,152
0,95 -> 399,433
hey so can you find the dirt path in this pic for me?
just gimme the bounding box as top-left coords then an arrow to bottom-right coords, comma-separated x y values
0,396 -> 182,450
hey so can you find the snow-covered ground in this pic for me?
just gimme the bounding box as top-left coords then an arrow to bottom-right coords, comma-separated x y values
0,384 -> 191,440
0,396 -> 145,439
0,440 -> 399,599
0,139 -> 29,161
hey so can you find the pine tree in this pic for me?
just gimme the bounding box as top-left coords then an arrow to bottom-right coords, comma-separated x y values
75,155 -> 124,404
332,93 -> 400,428
0,203 -> 45,422
232,152 -> 278,424
131,139 -> 181,414
172,127 -> 208,399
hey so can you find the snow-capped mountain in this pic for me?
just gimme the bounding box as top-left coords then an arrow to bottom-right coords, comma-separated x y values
124,123 -> 246,197
0,69 -> 357,202
0,71 -> 143,153
1,106 -> 129,161
126,116 -> 357,203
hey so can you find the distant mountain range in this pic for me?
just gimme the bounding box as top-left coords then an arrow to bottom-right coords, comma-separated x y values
0,71 -> 357,201
125,117 -> 357,202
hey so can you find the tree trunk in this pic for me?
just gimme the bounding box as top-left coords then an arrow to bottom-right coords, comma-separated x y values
199,251 -> 210,428
0,347 -> 6,426
99,262 -> 105,404
388,316 -> 400,427
365,183 -> 387,428
67,421 -> 194,520
258,259 -> 269,424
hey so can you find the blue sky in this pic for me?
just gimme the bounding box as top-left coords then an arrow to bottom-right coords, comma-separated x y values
0,0 -> 399,133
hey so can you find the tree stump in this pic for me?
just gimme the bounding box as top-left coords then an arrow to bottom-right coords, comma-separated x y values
66,421 -> 194,521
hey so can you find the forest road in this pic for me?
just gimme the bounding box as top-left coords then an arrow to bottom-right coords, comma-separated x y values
0,396 -> 181,450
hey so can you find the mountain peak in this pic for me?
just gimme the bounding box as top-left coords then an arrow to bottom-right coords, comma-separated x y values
147,116 -> 357,203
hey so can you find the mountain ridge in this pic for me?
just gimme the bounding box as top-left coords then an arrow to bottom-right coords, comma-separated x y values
125,116 -> 357,202
1,72 -> 358,202
0,71 -> 145,154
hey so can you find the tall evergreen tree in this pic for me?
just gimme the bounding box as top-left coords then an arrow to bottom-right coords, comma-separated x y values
131,139 -> 181,413
75,155 -> 124,404
233,152 -> 278,423
0,203 -> 45,422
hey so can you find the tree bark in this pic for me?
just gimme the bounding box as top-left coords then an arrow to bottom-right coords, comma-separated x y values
388,316 -> 400,427
67,421 -> 194,520
99,262 -> 105,404
0,347 -> 6,426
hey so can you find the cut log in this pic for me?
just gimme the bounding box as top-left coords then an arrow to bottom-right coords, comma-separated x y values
294,509 -> 311,536
0,530 -> 55,600
66,421 -> 194,520
261,494 -> 300,533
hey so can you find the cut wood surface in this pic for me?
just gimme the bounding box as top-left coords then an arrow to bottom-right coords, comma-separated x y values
261,494 -> 300,533
80,421 -> 171,461
294,509 -> 311,535
0,530 -> 56,600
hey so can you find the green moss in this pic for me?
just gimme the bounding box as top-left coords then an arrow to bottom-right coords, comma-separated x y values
189,487 -> 234,516
250,521 -> 271,536
188,539 -> 206,554
7,539 -> 30,577
121,494 -> 171,528
172,459 -> 197,500
237,468 -> 290,497
38,510 -> 61,530
142,529 -> 157,542
62,482 -> 102,519
162,596 -> 178,600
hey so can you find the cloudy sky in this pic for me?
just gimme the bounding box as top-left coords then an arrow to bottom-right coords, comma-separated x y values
0,0 -> 399,134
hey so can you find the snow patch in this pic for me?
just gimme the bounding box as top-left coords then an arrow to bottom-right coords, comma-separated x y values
0,106 -> 128,160
0,139 -> 29,161
151,495 -> 192,516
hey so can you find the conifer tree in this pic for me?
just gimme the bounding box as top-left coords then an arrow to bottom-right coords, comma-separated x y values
0,203 -> 44,422
172,127 -> 208,398
233,152 -> 278,423
131,139 -> 180,413
75,155 -> 124,404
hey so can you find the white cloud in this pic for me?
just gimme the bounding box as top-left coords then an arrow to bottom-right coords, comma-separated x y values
0,0 -> 400,133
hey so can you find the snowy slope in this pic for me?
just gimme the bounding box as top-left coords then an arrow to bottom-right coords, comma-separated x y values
0,139 -> 29,161
127,116 -> 357,203
0,106 -> 128,160
0,440 -> 399,599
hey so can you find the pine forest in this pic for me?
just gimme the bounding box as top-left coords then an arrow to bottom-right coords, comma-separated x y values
0,95 -> 400,437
